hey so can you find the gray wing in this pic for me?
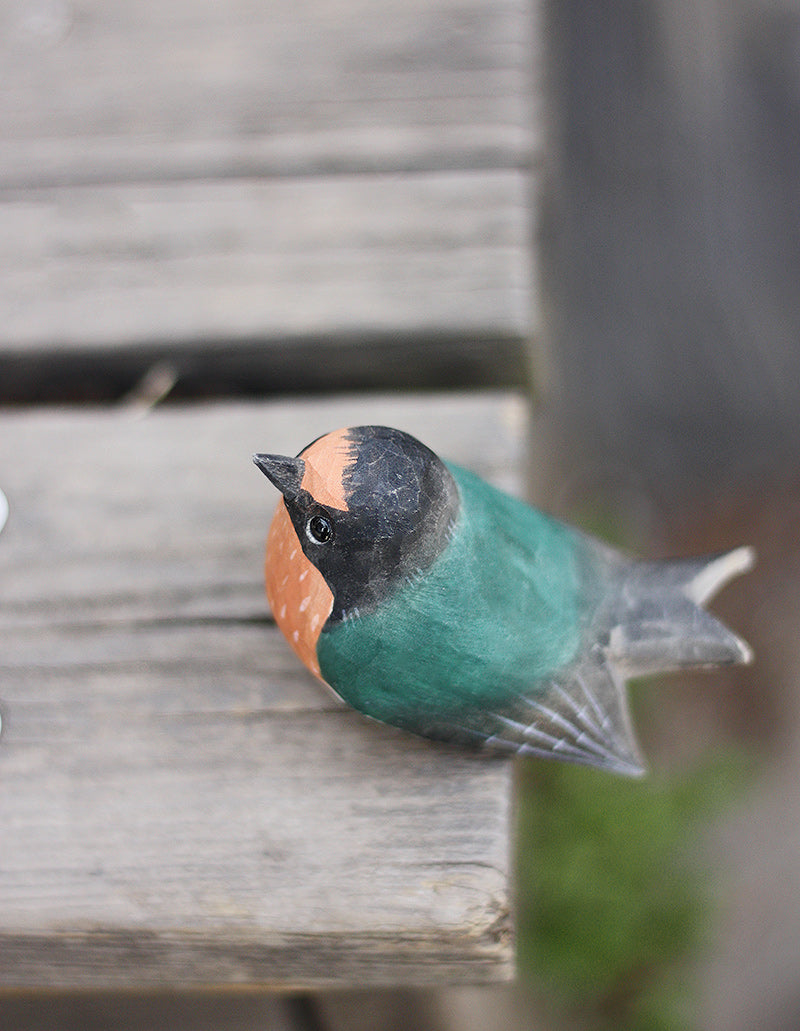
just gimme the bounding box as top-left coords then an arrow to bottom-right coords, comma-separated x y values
478,652 -> 645,776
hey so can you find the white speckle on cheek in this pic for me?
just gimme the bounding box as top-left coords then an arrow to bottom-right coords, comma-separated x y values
292,630 -> 300,644
310,614 -> 320,632
299,595 -> 311,612
279,604 -> 287,620
299,568 -> 308,582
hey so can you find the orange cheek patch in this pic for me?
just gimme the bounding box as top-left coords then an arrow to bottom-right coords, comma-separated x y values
265,502 -> 333,680
299,427 -> 352,511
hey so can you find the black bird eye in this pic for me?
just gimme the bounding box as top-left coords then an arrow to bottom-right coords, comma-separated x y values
305,513 -> 334,545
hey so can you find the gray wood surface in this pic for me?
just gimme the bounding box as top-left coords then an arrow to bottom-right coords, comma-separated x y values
0,392 -> 525,989
0,172 -> 531,348
0,0 -> 538,396
1,0 -> 534,185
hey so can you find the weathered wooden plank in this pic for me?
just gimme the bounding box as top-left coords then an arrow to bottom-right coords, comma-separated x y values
0,0 -> 534,187
0,171 -> 533,352
0,0 -> 539,399
0,392 -> 525,989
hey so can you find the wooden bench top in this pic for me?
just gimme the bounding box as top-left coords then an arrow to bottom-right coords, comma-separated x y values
0,0 -> 540,998
0,392 -> 525,989
0,0 -> 538,403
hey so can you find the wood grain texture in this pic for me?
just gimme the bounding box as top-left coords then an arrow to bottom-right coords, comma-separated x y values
0,172 -> 533,350
0,393 -> 527,989
0,0 -> 539,391
0,0 -> 534,186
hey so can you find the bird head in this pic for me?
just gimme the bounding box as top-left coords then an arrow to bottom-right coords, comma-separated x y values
254,426 -> 461,672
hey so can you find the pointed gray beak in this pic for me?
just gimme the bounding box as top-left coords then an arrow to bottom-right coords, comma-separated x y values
252,454 -> 304,500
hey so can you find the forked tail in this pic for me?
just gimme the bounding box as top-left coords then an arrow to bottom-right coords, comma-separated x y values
607,545 -> 755,676
478,546 -> 755,777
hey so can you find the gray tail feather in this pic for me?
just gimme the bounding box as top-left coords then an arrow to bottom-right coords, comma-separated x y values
471,546 -> 754,779
607,545 -> 755,676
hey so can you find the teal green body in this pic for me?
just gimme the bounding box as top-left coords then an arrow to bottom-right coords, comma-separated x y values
316,463 -> 585,737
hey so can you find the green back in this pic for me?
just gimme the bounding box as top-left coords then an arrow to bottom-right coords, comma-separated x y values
316,463 -> 582,733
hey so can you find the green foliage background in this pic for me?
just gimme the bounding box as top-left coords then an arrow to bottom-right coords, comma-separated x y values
514,746 -> 752,1030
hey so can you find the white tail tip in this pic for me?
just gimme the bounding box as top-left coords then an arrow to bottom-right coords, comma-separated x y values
684,546 -> 756,607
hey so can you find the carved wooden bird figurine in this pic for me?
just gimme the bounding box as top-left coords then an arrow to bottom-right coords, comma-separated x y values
254,426 -> 753,776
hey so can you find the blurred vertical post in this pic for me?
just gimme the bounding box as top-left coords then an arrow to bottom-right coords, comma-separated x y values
539,0 -> 800,519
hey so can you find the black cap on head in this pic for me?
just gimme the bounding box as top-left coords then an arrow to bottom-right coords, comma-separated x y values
257,426 -> 461,622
